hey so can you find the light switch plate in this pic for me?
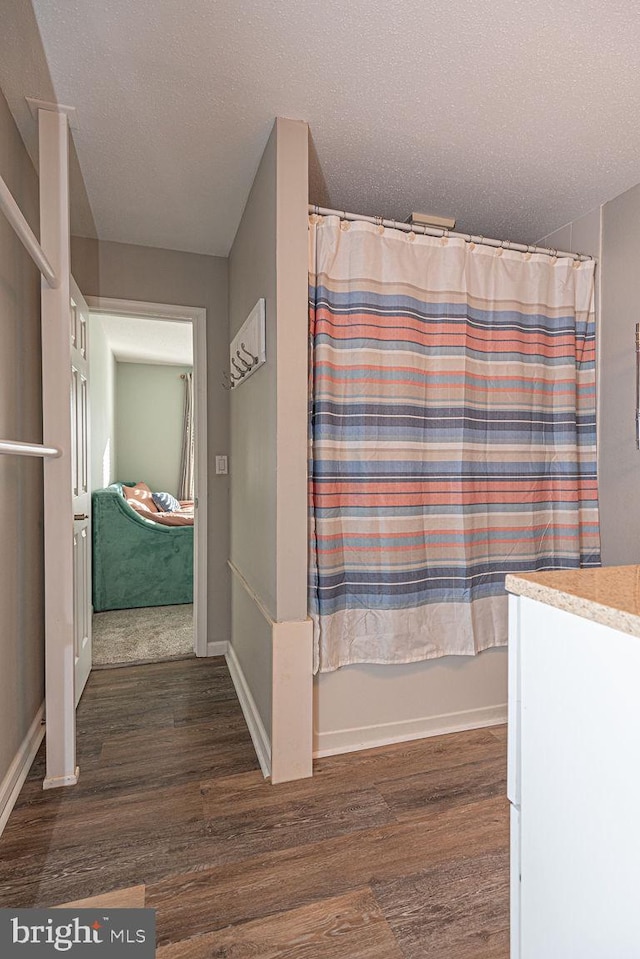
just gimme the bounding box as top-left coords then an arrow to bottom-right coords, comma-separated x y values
215,455 -> 228,475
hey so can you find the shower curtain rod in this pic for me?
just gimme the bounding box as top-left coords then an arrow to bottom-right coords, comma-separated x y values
309,205 -> 594,262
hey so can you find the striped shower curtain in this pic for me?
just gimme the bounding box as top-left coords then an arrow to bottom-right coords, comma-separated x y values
309,215 -> 600,673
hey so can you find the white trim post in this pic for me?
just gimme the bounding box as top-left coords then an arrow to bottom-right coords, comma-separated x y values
192,309 -> 208,658
39,107 -> 78,789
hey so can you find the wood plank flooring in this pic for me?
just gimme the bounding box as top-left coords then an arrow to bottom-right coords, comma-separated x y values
0,657 -> 510,957
55,885 -> 146,910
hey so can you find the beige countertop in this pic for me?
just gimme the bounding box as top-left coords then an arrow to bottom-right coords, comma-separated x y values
505,565 -> 640,639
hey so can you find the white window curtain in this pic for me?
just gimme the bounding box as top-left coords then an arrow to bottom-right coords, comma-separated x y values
178,372 -> 195,500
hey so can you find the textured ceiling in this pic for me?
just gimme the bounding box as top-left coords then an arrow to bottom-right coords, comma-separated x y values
97,314 -> 193,367
2,0 -> 640,255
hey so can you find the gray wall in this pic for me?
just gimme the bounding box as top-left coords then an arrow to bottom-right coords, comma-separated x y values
228,118 -> 311,755
537,205 -> 602,261
89,314 -> 116,490
0,88 -> 44,786
229,126 -> 278,615
115,361 -> 191,496
228,124 -> 278,737
71,237 -> 230,645
599,186 -> 640,565
540,207 -> 610,559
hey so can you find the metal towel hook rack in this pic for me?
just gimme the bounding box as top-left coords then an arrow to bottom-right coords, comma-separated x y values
239,342 -> 258,366
225,300 -> 266,389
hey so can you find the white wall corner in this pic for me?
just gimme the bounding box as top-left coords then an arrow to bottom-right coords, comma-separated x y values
271,619 -> 314,783
274,116 -> 309,623
0,703 -> 45,836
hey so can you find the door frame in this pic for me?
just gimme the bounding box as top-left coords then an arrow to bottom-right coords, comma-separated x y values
70,278 -> 92,705
86,296 -> 208,658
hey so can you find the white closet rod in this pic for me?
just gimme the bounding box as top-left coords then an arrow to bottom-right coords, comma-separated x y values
0,440 -> 61,458
0,174 -> 57,287
309,205 -> 594,262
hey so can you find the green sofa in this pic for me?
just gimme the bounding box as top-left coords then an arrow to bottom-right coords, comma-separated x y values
92,482 -> 193,612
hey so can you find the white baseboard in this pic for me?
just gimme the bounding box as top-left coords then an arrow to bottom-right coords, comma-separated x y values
0,703 -> 45,836
313,703 -> 507,758
206,641 -> 228,657
225,644 -> 271,778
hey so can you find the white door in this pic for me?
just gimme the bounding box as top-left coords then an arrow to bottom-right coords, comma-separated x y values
70,278 -> 92,704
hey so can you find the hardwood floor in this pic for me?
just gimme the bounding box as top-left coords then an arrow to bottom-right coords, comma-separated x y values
0,657 -> 510,957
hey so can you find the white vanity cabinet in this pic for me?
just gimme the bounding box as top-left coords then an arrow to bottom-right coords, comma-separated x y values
507,569 -> 640,959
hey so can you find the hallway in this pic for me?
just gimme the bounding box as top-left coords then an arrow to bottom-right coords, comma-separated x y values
0,658 -> 509,956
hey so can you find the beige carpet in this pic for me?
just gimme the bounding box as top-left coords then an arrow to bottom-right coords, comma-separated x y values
92,604 -> 194,667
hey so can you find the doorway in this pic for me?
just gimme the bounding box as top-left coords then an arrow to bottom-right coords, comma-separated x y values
86,297 -> 209,661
